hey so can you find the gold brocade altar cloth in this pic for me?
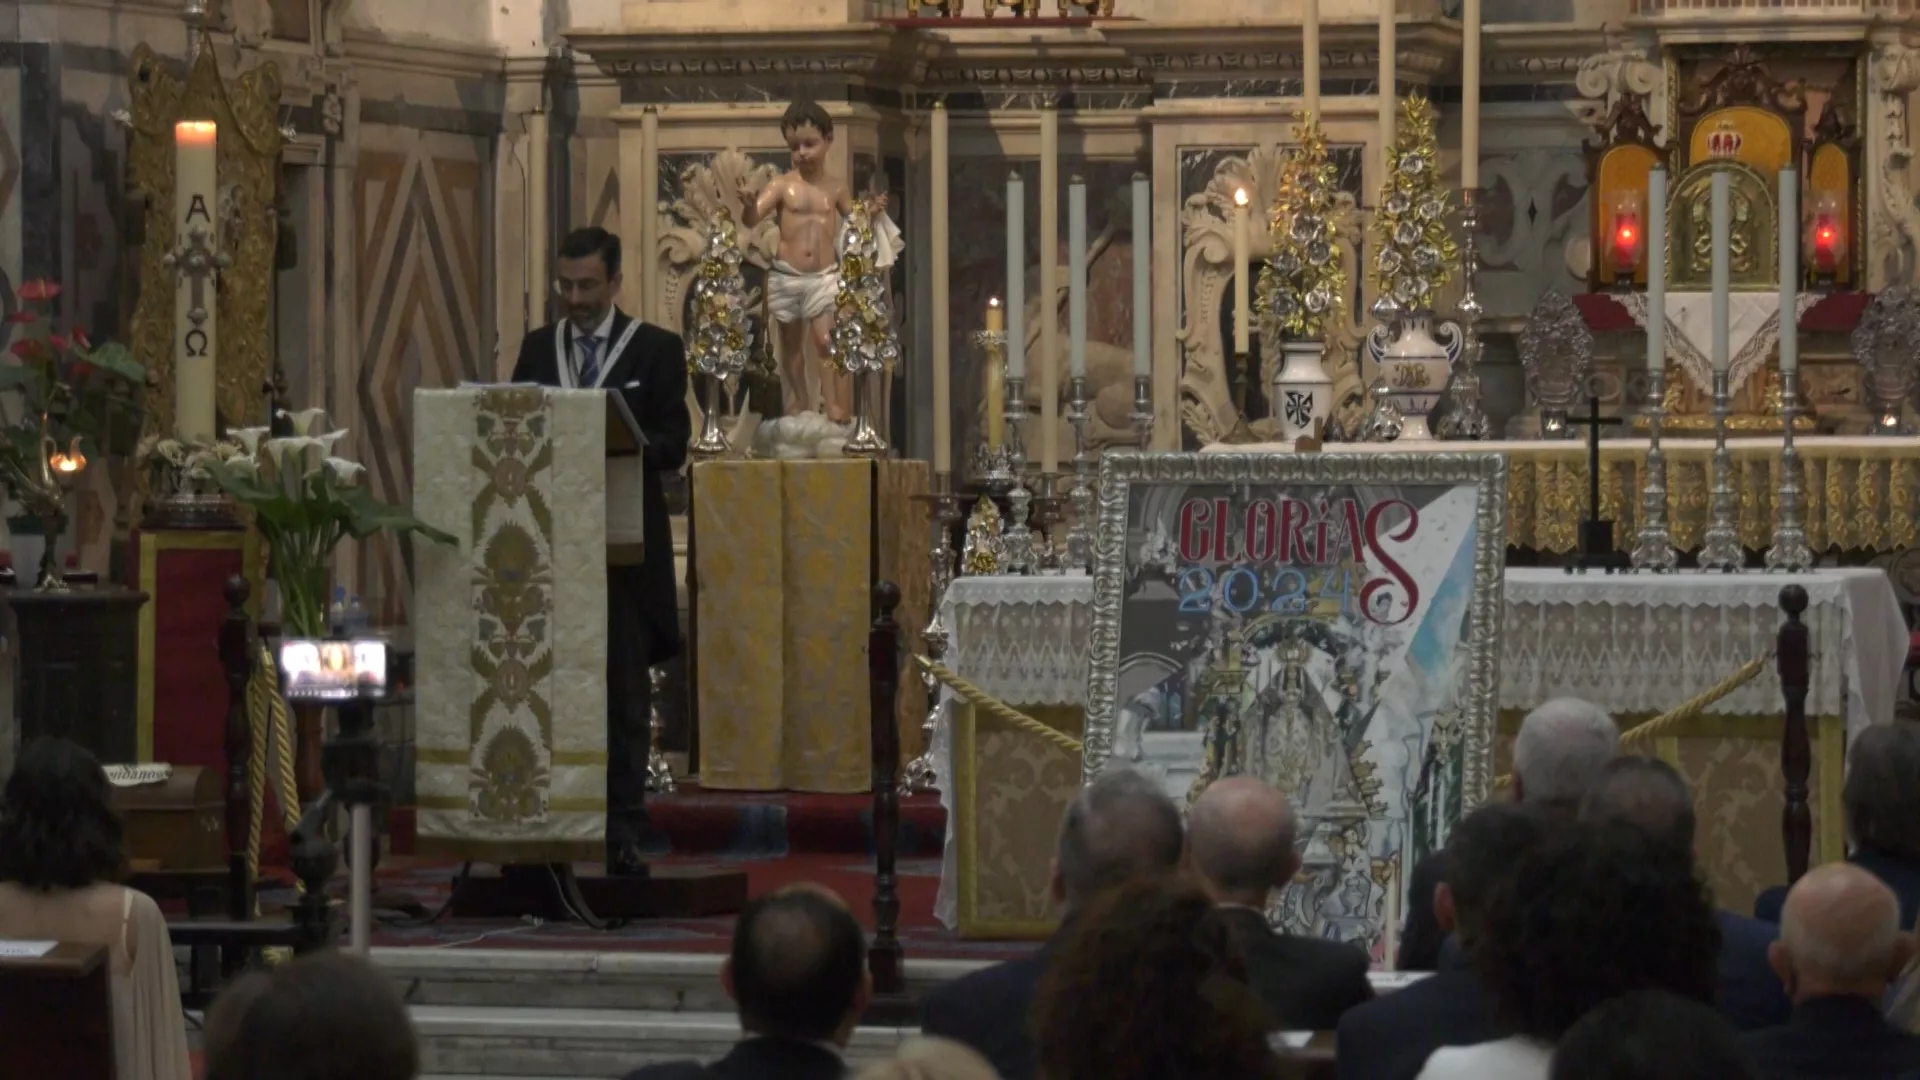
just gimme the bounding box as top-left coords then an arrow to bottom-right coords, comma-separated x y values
691,459 -> 929,793
1209,438 -> 1920,555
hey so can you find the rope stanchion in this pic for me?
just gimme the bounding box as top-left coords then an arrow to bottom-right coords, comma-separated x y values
1492,651 -> 1773,789
914,656 -> 1084,755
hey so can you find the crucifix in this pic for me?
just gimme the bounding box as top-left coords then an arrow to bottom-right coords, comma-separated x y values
1564,392 -> 1629,573
164,222 -> 227,329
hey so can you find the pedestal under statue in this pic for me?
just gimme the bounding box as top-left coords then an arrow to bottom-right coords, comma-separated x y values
741,100 -> 902,459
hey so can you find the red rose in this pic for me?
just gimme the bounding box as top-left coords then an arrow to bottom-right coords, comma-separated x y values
17,280 -> 60,302
9,340 -> 37,360
48,334 -> 68,351
69,327 -> 90,349
3,310 -> 33,325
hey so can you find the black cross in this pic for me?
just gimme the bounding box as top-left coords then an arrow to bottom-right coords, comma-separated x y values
1565,394 -> 1629,573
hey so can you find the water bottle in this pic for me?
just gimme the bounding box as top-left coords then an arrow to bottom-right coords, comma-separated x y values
329,587 -> 348,637
346,595 -> 369,636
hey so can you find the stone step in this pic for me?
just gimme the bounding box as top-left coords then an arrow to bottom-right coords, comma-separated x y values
410,1005 -> 911,1078
377,947 -> 988,1013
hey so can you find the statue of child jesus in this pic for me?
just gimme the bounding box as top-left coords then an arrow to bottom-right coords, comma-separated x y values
741,99 -> 897,426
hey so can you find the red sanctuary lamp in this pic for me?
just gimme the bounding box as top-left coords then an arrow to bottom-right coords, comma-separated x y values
1607,189 -> 1644,287
1807,191 -> 1846,286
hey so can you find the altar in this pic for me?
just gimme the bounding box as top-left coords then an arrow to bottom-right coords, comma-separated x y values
932,567 -> 1911,940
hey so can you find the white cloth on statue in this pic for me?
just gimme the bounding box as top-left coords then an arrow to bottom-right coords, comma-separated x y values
1415,1037 -> 1553,1080
1621,291 -> 1820,398
768,261 -> 839,324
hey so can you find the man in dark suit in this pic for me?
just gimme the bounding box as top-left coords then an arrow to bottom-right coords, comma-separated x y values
510,227 -> 690,876
1578,755 -> 1792,1031
1397,698 -> 1620,970
1186,777 -> 1372,1030
624,885 -> 869,1080
920,768 -> 1184,1080
1336,803 -> 1557,1080
1743,863 -> 1920,1078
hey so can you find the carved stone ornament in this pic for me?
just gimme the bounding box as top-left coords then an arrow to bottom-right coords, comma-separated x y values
1870,43 -> 1920,289
1677,45 -> 1808,120
1575,46 -> 1661,121
1516,290 -> 1595,436
1178,147 -> 1364,447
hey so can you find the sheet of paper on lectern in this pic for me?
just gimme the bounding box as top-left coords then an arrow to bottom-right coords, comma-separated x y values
411,386 -> 609,863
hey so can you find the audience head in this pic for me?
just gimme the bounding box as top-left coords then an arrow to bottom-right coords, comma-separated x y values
1475,822 -> 1719,1042
1843,724 -> 1920,863
1578,754 -> 1696,858
0,737 -> 126,892
554,226 -> 621,329
723,883 -> 871,1046
1771,862 -> 1912,1002
203,951 -> 418,1080
1433,802 -> 1559,950
852,1037 -> 1000,1080
1033,876 -> 1286,1080
1188,776 -> 1299,907
1511,699 -> 1619,809
1051,766 -> 1184,913
1548,989 -> 1757,1080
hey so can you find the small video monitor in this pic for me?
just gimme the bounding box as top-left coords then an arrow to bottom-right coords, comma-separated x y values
279,638 -> 389,701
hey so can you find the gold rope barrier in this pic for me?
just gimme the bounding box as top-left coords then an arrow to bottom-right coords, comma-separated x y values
915,656 -> 1085,755
1492,651 -> 1774,789
244,643 -> 302,878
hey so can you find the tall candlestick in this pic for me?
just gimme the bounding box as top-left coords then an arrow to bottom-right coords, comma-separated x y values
1304,0 -> 1321,117
173,119 -> 218,444
986,298 -> 1006,450
1132,173 -> 1151,378
1039,103 -> 1060,476
1379,0 -> 1397,169
639,107 -> 660,325
526,110 -> 550,328
1007,172 -> 1026,381
1710,170 -> 1730,371
932,102 -> 952,475
1069,178 -> 1087,378
1778,167 -> 1799,372
1461,0 -> 1481,192
1646,167 -> 1667,373
1233,188 -> 1251,355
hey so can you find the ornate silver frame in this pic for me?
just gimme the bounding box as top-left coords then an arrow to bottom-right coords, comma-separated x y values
1083,450 -> 1509,810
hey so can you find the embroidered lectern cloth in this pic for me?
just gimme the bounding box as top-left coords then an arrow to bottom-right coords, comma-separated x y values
411,387 -> 610,863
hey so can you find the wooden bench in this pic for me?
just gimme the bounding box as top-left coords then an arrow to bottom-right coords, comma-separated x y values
0,942 -> 115,1080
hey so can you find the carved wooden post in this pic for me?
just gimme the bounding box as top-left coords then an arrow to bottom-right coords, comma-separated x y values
868,580 -> 905,998
217,575 -> 254,922
1778,584 -> 1812,884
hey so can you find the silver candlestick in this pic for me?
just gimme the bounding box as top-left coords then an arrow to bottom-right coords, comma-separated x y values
1131,374 -> 1154,449
1438,189 -> 1491,440
903,486 -> 965,794
1629,368 -> 1679,572
1697,369 -> 1745,572
1033,477 -> 1065,573
1764,368 -> 1813,572
1064,376 -> 1094,570
1002,484 -> 1036,574
969,327 -> 1014,485
645,667 -> 677,794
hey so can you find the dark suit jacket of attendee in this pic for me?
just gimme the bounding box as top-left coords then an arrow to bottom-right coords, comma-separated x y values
920,936 -> 1057,1080
1335,951 -> 1496,1080
1214,906 -> 1374,1031
1756,849 -> 1920,932
511,310 -> 690,665
1742,995 -> 1920,1079
1719,909 -> 1793,1031
1396,850 -> 1448,972
622,1036 -> 846,1080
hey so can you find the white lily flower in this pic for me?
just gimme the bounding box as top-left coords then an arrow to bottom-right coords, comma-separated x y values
323,457 -> 365,485
315,429 -> 349,456
230,427 -> 270,456
278,408 -> 329,437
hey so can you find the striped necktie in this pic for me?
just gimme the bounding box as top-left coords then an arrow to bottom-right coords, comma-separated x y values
576,334 -> 603,387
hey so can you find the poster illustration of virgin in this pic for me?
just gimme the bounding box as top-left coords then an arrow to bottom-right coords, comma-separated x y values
1086,452 -> 1507,962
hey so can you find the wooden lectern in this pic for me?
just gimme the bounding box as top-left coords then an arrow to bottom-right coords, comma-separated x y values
411,386 -> 743,921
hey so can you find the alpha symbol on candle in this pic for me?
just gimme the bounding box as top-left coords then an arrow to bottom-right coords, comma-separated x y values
185,194 -> 212,225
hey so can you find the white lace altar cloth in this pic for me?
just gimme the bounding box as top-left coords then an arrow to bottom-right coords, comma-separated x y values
932,567 -> 1909,929
1620,291 -> 1820,398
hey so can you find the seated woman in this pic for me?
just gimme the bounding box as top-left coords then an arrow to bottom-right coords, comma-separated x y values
1032,875 -> 1295,1080
1417,822 -> 1722,1080
0,737 -> 190,1080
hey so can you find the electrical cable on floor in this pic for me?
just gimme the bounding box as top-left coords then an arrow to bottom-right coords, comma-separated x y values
374,860 -> 474,929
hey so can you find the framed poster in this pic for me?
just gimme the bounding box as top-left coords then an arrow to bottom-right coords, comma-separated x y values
1085,451 -> 1508,958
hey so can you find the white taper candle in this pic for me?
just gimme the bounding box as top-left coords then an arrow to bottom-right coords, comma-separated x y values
1069,178 -> 1087,378
1710,170 -> 1731,372
931,102 -> 952,474
1778,167 -> 1799,373
1132,173 -> 1151,378
1646,166 -> 1667,374
1007,172 -> 1026,381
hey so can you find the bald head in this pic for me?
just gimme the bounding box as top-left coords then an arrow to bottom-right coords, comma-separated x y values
727,884 -> 870,1043
1772,864 -> 1912,1002
1189,777 -> 1299,905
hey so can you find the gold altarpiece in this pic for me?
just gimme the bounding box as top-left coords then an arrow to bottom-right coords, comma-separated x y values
125,37 -> 283,456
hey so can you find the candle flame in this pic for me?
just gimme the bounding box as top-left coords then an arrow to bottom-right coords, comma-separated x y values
989,296 -> 1001,308
1233,188 -> 1250,207
175,120 -> 217,145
